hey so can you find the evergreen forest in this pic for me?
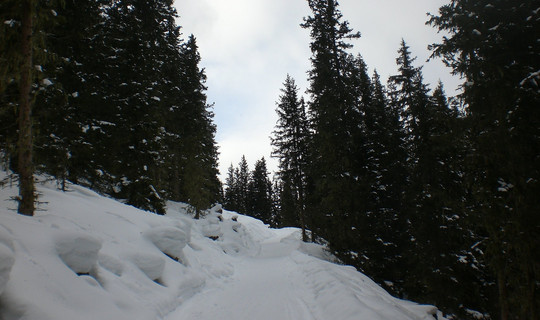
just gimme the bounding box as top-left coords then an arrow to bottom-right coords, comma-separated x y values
1,0 -> 539,320
1,0 -> 221,216
225,1 -> 539,319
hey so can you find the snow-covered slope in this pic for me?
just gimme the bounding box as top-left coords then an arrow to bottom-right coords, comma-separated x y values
0,174 -> 445,320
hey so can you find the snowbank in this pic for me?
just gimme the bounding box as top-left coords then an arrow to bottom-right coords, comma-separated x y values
0,173 -> 446,320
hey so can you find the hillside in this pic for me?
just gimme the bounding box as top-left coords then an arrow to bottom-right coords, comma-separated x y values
0,173 -> 444,320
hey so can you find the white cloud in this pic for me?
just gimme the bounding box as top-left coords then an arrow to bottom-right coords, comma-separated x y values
174,0 -> 461,180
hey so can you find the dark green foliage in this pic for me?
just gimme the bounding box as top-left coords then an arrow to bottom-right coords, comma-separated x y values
301,0 -> 366,249
223,156 -> 273,225
0,0 -> 65,214
288,0 -> 520,317
236,156 -> 250,214
0,0 -> 221,216
223,156 -> 250,214
224,164 -> 239,212
172,36 -> 221,218
429,1 -> 540,319
271,75 -> 310,240
356,70 -> 409,293
248,158 -> 273,223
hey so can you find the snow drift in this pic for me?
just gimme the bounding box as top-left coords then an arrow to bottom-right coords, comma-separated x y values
0,173 -> 445,319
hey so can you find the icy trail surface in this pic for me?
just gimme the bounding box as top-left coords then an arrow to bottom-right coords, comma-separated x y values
0,173 -> 444,320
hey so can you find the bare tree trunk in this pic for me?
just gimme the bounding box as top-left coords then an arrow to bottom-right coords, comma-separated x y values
17,0 -> 35,216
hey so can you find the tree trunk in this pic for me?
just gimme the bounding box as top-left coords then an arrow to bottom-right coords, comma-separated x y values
498,270 -> 509,320
298,186 -> 307,242
17,0 -> 35,216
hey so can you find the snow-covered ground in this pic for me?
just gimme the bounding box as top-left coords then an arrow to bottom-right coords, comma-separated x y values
0,173 -> 445,320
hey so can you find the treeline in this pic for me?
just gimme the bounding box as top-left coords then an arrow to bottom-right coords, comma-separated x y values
264,1 -> 539,320
0,0 -> 221,215
223,156 -> 274,224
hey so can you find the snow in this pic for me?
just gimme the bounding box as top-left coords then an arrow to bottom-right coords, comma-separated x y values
0,172 -> 446,320
0,225 -> 14,295
55,232 -> 102,274
41,78 -> 53,86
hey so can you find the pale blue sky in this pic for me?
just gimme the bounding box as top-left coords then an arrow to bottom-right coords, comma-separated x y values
174,0 -> 460,180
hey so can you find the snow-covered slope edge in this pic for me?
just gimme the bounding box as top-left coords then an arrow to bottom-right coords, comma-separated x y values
0,174 -> 446,320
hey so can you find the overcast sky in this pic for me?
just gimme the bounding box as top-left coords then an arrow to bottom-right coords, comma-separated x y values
173,0 -> 461,180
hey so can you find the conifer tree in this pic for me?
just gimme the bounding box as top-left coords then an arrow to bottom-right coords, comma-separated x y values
275,178 -> 298,228
0,0 -> 60,215
33,0 -> 106,191
359,70 -> 408,292
16,0 -> 35,215
236,156 -> 250,214
271,75 -> 310,240
224,164 -> 239,212
1,0 -> 222,218
429,1 -> 540,318
248,157 -> 272,223
176,35 -> 221,218
301,0 -> 364,250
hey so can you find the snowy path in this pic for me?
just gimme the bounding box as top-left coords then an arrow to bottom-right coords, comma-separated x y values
168,254 -> 314,320
166,225 -> 438,320
166,230 -> 318,320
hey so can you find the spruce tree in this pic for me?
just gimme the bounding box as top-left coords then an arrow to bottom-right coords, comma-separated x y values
33,0 -> 106,191
176,35 -> 221,218
224,164 -> 239,212
429,1 -> 540,318
301,0 -> 364,251
271,75 -> 310,240
0,0 -> 61,214
248,157 -> 272,223
359,70 -> 408,293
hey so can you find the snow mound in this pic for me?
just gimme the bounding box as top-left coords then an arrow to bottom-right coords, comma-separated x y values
144,226 -> 188,263
98,253 -> 124,276
128,251 -> 166,282
55,232 -> 102,274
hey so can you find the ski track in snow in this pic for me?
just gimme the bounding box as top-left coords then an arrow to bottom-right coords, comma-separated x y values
167,233 -> 319,320
166,223 -> 438,320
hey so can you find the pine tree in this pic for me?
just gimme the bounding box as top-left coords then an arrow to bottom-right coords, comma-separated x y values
224,164 -> 239,212
429,1 -> 540,318
1,0 -> 222,219
271,75 -> 310,240
358,70 -> 408,293
0,0 -> 60,214
248,157 -> 272,223
32,0 -> 106,191
175,35 -> 221,218
236,156 -> 250,214
301,0 -> 365,251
